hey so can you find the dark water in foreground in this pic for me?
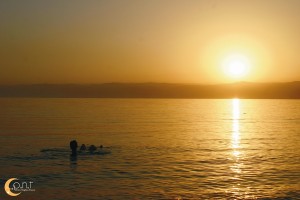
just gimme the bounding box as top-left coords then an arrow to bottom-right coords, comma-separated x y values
0,98 -> 299,199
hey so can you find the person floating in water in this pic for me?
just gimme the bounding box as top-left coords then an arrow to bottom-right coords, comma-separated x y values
80,144 -> 87,151
88,144 -> 97,152
70,140 -> 78,156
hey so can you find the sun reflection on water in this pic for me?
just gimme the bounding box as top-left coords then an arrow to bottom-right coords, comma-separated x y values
232,98 -> 240,155
231,98 -> 242,173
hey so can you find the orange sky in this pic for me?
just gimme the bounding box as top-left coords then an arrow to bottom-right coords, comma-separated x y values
1,0 -> 300,84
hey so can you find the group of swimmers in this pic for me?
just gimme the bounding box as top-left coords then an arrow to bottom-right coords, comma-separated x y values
70,140 -> 103,156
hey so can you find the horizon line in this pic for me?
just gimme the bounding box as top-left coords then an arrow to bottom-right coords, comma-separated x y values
1,80 -> 300,86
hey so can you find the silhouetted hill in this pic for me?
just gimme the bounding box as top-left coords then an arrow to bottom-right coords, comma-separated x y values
0,82 -> 299,99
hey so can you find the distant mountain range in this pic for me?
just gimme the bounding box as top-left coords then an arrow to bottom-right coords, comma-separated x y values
0,82 -> 299,99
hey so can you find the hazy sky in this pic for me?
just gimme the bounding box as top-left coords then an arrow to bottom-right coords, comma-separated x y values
1,0 -> 300,84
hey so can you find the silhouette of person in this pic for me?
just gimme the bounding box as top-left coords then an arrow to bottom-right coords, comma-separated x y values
70,140 -> 78,156
80,144 -> 87,151
88,145 -> 97,152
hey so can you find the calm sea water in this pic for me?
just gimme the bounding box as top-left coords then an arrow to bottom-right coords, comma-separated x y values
0,98 -> 299,200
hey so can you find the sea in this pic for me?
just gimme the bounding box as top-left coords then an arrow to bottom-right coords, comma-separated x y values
0,98 -> 299,200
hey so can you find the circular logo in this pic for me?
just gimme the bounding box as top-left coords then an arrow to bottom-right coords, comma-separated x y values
4,178 -> 21,196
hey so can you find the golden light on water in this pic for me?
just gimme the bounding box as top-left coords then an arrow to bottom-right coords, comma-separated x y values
231,99 -> 242,174
232,98 -> 240,150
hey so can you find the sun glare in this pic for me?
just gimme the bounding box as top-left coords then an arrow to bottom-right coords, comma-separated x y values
222,53 -> 250,78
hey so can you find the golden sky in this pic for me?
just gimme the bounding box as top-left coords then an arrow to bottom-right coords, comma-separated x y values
1,0 -> 300,84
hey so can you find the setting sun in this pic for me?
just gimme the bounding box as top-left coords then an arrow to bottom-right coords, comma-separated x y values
222,53 -> 250,78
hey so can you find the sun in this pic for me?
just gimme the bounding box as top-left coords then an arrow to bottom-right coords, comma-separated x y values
222,53 -> 250,78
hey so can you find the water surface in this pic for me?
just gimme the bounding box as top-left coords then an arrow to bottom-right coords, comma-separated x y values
0,98 -> 299,199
